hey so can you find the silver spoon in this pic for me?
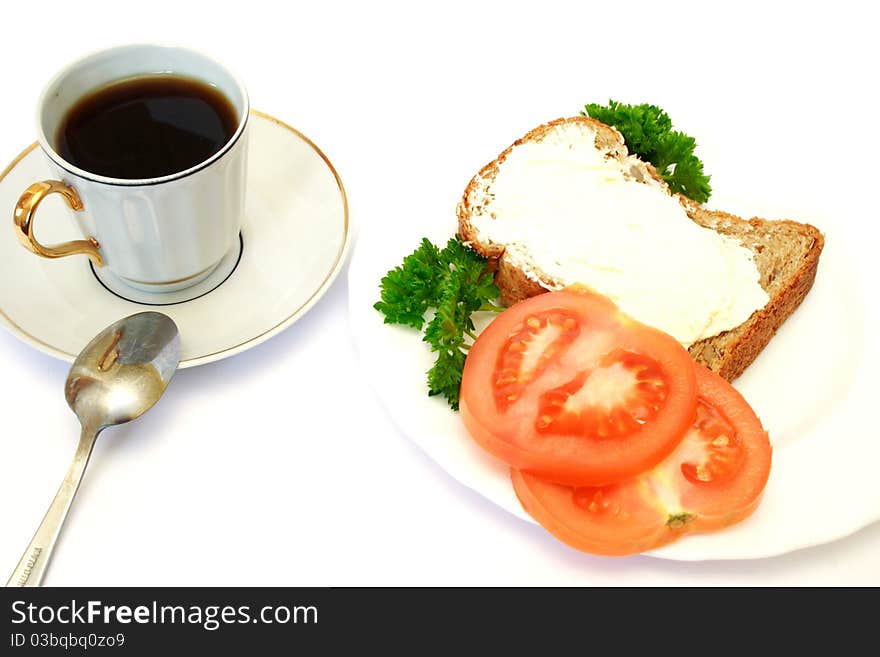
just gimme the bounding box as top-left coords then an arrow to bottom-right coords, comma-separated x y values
6,311 -> 180,587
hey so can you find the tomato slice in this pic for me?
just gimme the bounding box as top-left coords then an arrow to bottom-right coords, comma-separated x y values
460,288 -> 697,485
511,366 -> 772,556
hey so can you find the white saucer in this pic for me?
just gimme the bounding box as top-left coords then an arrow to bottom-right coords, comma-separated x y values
0,111 -> 351,368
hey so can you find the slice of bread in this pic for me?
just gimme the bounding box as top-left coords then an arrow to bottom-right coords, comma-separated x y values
457,116 -> 824,381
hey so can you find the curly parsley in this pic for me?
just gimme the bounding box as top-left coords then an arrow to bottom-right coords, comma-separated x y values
374,237 -> 502,410
582,100 -> 712,203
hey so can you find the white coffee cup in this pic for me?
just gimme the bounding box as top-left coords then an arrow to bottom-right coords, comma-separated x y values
13,44 -> 249,292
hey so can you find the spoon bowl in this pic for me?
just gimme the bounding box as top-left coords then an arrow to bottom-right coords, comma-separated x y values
65,312 -> 180,429
7,311 -> 180,586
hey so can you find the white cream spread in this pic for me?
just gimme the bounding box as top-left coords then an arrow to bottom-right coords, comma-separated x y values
471,124 -> 769,347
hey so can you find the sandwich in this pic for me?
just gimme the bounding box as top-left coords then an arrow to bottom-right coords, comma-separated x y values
457,116 -> 824,380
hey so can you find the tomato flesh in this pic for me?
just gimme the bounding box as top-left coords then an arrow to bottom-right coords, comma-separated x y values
679,398 -> 745,486
494,310 -> 581,411
511,366 -> 772,556
536,350 -> 668,437
460,288 -> 697,486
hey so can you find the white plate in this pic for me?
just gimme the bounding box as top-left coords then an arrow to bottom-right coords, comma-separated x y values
348,200 -> 878,560
0,111 -> 351,368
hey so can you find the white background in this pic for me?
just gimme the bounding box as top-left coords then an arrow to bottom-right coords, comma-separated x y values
0,0 -> 878,585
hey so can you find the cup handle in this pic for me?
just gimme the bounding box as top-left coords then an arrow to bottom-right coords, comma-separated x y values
13,180 -> 103,267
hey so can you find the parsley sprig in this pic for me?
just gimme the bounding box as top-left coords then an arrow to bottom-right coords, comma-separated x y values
582,100 -> 712,203
375,237 -> 502,410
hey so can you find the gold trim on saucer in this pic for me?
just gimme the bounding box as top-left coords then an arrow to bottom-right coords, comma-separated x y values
185,109 -> 351,366
0,142 -> 38,181
0,142 -> 75,360
0,110 -> 351,367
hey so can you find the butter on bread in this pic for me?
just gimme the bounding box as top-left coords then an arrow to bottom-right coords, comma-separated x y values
457,116 -> 824,381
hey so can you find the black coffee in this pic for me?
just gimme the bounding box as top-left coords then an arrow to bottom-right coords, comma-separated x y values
57,75 -> 238,180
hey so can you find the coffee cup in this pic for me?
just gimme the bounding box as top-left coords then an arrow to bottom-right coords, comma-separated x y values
13,44 -> 249,292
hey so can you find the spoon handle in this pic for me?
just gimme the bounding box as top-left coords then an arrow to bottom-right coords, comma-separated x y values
6,425 -> 99,587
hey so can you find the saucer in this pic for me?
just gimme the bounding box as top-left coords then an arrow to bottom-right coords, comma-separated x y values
0,110 -> 351,368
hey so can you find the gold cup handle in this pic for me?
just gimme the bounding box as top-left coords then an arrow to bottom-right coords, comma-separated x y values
13,180 -> 103,267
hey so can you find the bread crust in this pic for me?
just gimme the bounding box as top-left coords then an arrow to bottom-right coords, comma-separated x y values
456,117 -> 825,381
682,202 -> 824,379
493,256 -> 550,307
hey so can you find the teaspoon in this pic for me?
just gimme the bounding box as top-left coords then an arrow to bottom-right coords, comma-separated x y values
6,311 -> 180,586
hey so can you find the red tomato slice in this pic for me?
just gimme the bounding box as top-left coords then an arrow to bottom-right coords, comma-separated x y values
460,288 -> 697,485
511,366 -> 772,556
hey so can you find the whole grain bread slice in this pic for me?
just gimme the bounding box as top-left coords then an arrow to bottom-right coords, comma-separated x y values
457,116 -> 824,381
